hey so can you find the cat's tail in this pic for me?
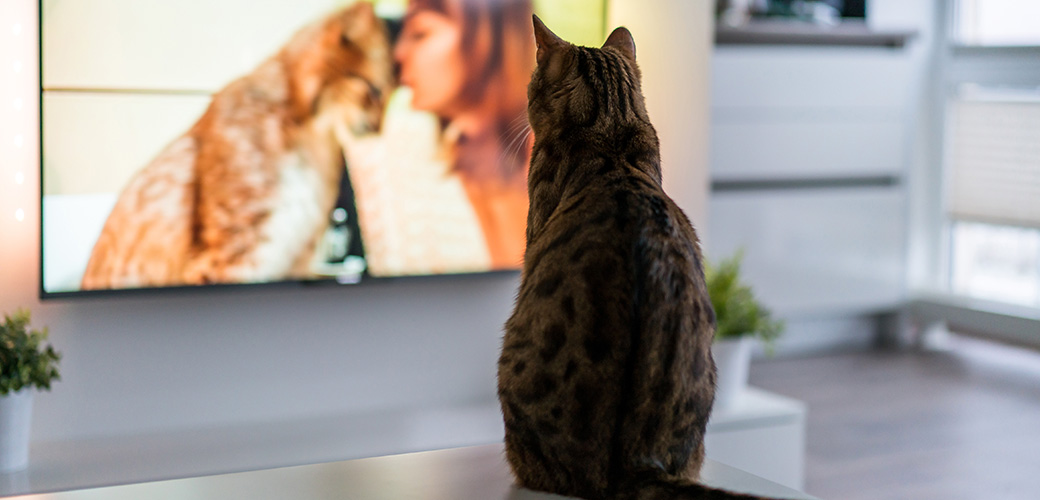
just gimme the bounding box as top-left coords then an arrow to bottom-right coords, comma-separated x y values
616,475 -> 793,500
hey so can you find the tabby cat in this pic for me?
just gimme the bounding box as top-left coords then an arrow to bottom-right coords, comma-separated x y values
81,2 -> 392,290
498,17 -> 782,500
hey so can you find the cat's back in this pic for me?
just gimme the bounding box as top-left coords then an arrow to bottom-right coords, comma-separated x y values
501,161 -> 712,494
525,163 -> 698,286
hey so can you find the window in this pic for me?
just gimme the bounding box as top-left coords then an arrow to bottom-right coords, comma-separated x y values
951,222 -> 1040,307
947,87 -> 1040,230
939,1 -> 1040,310
955,0 -> 1040,46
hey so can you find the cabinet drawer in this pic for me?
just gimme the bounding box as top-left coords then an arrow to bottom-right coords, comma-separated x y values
711,111 -> 905,180
712,47 -> 912,110
707,188 -> 906,317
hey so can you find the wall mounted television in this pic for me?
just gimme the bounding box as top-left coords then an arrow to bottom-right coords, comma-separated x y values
40,0 -> 609,297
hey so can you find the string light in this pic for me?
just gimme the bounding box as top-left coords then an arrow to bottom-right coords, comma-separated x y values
8,13 -> 29,226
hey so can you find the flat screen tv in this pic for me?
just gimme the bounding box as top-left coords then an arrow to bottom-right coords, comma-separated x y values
40,0 -> 609,297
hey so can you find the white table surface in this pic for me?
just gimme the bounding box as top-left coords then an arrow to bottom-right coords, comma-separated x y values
2,444 -> 815,500
708,388 -> 807,431
0,392 -> 811,498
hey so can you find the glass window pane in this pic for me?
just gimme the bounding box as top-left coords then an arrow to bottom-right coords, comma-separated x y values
951,221 -> 1040,306
956,0 -> 1040,46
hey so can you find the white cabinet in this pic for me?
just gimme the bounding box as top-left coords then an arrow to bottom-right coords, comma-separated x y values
706,388 -> 807,491
707,42 -> 913,319
710,188 -> 906,316
711,47 -> 912,110
711,110 -> 905,181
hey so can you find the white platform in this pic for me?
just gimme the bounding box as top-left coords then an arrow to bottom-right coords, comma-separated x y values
706,387 -> 807,491
5,444 -> 816,500
0,389 -> 806,497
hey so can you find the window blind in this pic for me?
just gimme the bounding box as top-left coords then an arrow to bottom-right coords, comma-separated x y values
948,88 -> 1040,228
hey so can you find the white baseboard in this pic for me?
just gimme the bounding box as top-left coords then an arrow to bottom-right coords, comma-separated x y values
910,293 -> 1040,350
750,315 -> 881,359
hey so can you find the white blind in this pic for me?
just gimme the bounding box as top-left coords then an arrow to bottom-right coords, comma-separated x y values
948,89 -> 1040,228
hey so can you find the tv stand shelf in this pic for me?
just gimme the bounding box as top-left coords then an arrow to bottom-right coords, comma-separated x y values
0,403 -> 505,497
0,389 -> 806,497
5,445 -> 815,500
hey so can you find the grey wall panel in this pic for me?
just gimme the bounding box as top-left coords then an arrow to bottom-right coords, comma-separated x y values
711,112 -> 906,180
712,47 -> 912,110
707,188 -> 907,317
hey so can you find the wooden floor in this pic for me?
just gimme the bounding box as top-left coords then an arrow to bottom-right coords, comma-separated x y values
748,335 -> 1040,500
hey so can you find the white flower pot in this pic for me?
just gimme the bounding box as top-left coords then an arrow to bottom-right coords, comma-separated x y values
711,337 -> 752,411
0,387 -> 33,472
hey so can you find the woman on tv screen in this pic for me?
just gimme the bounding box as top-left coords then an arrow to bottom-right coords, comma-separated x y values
394,0 -> 534,270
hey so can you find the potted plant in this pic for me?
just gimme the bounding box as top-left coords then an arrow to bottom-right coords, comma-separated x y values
705,252 -> 783,411
1,308 -> 61,472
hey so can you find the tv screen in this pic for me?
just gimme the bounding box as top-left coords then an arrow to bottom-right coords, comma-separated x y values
40,0 -> 608,296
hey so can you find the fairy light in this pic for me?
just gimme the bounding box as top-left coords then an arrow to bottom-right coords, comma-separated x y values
9,17 -> 23,109
6,9 -> 30,224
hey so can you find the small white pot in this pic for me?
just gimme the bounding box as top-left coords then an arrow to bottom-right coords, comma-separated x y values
0,387 -> 34,472
711,336 -> 752,411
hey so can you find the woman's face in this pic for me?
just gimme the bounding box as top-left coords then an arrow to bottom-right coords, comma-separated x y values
394,8 -> 467,117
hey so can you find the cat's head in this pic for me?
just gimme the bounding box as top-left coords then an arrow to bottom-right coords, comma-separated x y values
281,2 -> 394,132
527,16 -> 646,138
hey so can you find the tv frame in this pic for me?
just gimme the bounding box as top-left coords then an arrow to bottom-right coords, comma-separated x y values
35,1 -> 607,300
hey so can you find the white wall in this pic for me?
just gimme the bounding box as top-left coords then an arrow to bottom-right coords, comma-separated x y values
0,0 -> 713,442
609,0 -> 713,235
869,0 -> 942,293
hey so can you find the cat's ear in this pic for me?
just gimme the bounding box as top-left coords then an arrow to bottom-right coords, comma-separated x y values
533,15 -> 566,64
340,1 -> 375,43
603,26 -> 636,61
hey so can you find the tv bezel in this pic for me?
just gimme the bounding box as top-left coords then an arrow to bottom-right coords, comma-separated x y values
35,1 -> 540,300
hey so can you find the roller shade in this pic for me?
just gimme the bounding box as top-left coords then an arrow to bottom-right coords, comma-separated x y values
948,88 -> 1040,228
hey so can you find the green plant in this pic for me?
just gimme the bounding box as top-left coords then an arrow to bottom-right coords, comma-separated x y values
1,309 -> 61,396
705,251 -> 784,351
